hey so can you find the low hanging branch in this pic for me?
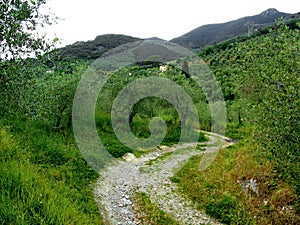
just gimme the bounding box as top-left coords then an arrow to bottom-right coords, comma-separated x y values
0,0 -> 56,60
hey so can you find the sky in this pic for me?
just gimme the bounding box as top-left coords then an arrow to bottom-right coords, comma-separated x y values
40,0 -> 300,47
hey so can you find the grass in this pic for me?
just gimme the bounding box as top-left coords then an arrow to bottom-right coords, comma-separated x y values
0,102 -> 211,223
0,118 -> 103,224
132,192 -> 180,225
143,132 -> 209,167
171,135 -> 300,224
95,110 -> 210,159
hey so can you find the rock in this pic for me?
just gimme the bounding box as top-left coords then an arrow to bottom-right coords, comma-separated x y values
160,145 -> 171,151
122,153 -> 137,162
238,178 -> 258,197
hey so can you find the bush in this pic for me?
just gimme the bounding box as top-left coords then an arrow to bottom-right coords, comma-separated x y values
205,194 -> 238,224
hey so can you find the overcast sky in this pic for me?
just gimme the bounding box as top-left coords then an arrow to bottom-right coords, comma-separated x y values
41,0 -> 300,47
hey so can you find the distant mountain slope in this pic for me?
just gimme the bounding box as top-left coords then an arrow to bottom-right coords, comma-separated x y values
145,37 -> 166,42
56,34 -> 141,60
170,8 -> 292,48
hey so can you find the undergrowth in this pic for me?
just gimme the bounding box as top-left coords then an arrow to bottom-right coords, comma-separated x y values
132,192 -> 180,225
0,118 -> 103,224
95,111 -> 208,158
172,132 -> 300,224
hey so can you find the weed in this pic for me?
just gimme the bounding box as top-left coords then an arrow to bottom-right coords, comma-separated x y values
132,192 -> 180,225
0,119 -> 103,224
172,137 -> 300,224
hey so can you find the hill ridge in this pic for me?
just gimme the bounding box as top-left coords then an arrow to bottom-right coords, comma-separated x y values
170,8 -> 292,48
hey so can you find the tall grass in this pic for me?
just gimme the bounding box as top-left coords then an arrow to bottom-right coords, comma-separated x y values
171,135 -> 300,224
0,118 -> 103,224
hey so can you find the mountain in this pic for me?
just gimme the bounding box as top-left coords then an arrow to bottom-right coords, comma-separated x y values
56,9 -> 298,60
170,8 -> 292,49
145,37 -> 166,42
56,34 -> 141,60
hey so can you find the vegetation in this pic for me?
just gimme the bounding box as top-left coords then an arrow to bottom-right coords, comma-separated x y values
56,34 -> 141,60
199,18 -> 300,57
172,21 -> 300,224
0,119 -> 103,224
1,0 -> 56,59
1,2 -> 103,223
1,1 -> 299,224
132,192 -> 180,225
0,8 -> 208,222
171,8 -> 293,48
173,138 -> 300,224
95,65 -> 211,157
0,57 -> 209,223
0,53 -> 102,224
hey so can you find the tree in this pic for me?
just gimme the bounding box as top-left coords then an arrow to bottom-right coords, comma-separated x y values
33,72 -> 80,130
0,0 -> 56,116
0,0 -> 55,60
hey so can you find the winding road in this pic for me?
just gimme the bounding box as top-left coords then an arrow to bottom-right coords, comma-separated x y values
94,132 -> 235,225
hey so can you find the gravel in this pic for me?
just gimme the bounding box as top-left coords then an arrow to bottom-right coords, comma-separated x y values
94,133 -> 233,224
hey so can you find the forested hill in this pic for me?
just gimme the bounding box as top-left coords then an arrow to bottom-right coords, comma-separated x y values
56,9 -> 299,60
168,22 -> 300,224
170,8 -> 293,48
56,34 -> 141,60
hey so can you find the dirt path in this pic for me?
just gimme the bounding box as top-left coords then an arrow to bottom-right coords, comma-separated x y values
94,132 -> 235,225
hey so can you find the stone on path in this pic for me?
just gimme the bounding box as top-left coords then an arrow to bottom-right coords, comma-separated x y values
122,153 -> 137,162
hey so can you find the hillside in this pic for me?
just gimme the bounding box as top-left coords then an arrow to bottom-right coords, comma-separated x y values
181,22 -> 299,224
55,9 -> 299,60
56,34 -> 141,60
1,4 -> 299,224
145,37 -> 167,41
170,8 -> 292,48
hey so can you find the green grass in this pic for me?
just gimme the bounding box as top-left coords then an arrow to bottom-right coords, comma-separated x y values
198,131 -> 209,142
95,110 -> 209,158
143,132 -> 209,167
170,144 -> 255,224
2,22 -> 298,224
0,118 -> 103,224
171,137 -> 300,224
132,192 -> 180,225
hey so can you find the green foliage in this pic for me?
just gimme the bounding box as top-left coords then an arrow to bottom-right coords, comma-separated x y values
171,152 -> 255,225
95,65 -> 210,156
132,192 -> 180,225
172,9 -> 294,49
173,22 -> 300,223
32,69 -> 81,129
173,137 -> 300,224
56,34 -> 141,60
0,119 -> 103,224
95,111 -> 133,157
0,0 -> 55,59
0,57 -> 88,129
199,18 -> 300,57
203,23 -> 300,183
205,194 -> 238,224
1,7 -> 298,224
0,2 -> 104,223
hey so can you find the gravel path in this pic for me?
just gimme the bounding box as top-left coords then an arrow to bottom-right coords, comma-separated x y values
94,132 -> 235,225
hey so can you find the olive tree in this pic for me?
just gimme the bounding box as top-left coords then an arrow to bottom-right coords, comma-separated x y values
0,0 -> 56,116
0,0 -> 56,60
